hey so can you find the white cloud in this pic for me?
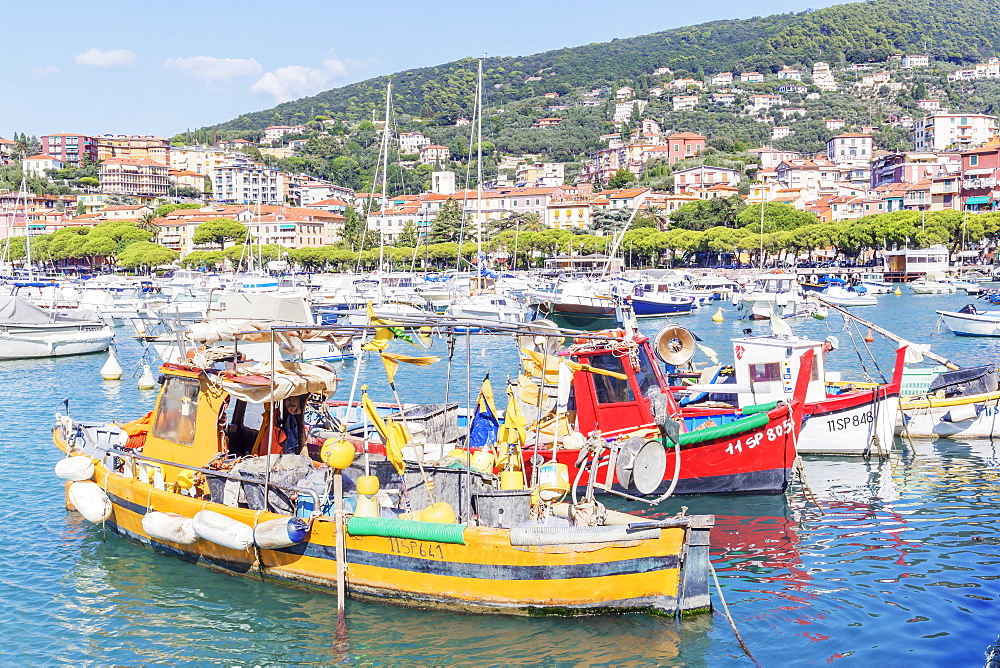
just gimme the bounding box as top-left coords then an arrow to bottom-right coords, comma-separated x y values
250,58 -> 351,103
163,56 -> 263,85
33,65 -> 60,76
75,48 -> 137,70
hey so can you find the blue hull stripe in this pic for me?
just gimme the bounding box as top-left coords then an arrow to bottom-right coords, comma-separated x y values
104,492 -> 678,580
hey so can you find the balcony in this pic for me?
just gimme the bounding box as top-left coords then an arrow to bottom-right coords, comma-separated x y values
931,182 -> 960,194
963,178 -> 997,189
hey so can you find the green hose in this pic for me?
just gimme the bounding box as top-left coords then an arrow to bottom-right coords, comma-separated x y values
347,516 -> 467,544
679,412 -> 771,446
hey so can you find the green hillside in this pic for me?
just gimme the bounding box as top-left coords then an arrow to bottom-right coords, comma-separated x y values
205,0 -> 1000,132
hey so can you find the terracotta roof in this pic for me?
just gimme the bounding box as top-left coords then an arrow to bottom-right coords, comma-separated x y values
306,198 -> 349,207
24,154 -> 59,161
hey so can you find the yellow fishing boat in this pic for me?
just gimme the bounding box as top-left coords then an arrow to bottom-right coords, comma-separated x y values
52,352 -> 714,617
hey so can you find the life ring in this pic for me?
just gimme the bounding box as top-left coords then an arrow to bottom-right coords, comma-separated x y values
200,281 -> 207,287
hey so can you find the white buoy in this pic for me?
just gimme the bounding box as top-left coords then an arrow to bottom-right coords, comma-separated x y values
68,481 -> 113,523
137,364 -> 156,390
192,510 -> 254,551
55,456 -> 95,481
100,350 -> 123,381
142,511 -> 198,545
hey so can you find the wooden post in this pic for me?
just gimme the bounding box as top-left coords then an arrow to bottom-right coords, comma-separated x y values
679,514 -> 715,613
334,469 -> 349,647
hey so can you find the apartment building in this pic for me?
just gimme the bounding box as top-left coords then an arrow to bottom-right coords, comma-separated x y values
912,113 -> 999,151
40,134 -> 98,168
99,158 -> 170,197
213,156 -> 283,204
96,134 -> 170,163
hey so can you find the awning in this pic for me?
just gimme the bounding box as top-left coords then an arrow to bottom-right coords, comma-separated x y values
966,196 -> 991,205
964,169 -> 995,175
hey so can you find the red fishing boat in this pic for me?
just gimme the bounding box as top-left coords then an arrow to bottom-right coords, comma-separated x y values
519,329 -> 812,497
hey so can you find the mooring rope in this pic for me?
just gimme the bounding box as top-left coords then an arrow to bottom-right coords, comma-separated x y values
709,561 -> 761,667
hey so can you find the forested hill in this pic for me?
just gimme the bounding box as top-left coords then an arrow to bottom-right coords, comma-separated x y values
207,0 -> 1000,133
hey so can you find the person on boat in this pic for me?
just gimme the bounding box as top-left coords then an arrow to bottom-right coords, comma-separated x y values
822,335 -> 839,358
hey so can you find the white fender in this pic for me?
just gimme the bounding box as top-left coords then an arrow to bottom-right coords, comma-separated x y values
192,510 -> 253,551
55,456 -> 95,481
253,517 -> 310,549
68,481 -> 112,523
142,511 -> 197,545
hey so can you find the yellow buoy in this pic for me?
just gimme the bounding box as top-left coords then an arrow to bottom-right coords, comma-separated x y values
470,449 -> 495,473
894,286 -> 902,296
356,475 -> 380,496
712,307 -> 724,323
321,438 -> 356,470
175,470 -> 195,490
419,502 -> 456,524
500,470 -> 525,490
354,495 -> 380,518
536,462 -> 571,503
100,350 -> 123,381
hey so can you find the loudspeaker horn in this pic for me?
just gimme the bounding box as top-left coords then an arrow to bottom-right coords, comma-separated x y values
517,318 -> 565,356
653,326 -> 696,366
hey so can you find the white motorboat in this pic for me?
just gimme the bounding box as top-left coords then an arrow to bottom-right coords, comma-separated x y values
858,272 -> 894,294
0,295 -> 113,359
936,305 -> 1000,336
444,293 -> 530,328
820,285 -> 878,307
951,280 -> 981,294
142,292 -> 359,364
898,364 -> 1000,438
910,279 -> 956,294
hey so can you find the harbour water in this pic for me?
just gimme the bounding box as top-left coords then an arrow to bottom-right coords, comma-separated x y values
4,290 -> 1000,664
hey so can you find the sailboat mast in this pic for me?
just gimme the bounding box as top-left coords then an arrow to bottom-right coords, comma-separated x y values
475,59 -> 484,282
758,199 -> 765,269
21,180 -> 32,279
379,82 -> 392,275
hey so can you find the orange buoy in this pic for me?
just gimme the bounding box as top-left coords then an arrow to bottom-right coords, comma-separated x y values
864,329 -> 874,343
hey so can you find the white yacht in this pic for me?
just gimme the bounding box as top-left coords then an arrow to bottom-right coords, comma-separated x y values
0,296 -> 113,359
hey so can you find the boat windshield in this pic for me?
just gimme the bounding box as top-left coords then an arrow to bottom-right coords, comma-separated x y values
152,377 -> 200,445
587,354 -> 636,404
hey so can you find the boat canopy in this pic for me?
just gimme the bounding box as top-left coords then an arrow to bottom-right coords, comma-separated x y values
0,295 -> 101,325
213,360 -> 339,403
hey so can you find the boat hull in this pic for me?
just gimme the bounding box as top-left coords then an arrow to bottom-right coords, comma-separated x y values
899,391 -> 1000,438
799,391 -> 899,455
937,310 -> 1000,336
0,325 -> 113,359
535,302 -> 620,331
525,404 -> 798,496
54,431 -> 708,617
629,296 -> 695,317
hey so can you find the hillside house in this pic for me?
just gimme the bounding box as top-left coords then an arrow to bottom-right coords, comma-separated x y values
672,95 -> 699,111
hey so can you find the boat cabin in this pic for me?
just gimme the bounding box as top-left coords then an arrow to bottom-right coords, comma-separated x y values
563,335 -> 674,436
135,360 -> 337,485
730,336 -> 825,408
746,273 -> 799,295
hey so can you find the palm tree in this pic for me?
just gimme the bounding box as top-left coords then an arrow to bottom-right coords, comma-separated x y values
642,203 -> 670,230
136,210 -> 158,233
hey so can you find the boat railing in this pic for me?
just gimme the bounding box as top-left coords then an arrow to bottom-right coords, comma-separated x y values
107,447 -> 323,516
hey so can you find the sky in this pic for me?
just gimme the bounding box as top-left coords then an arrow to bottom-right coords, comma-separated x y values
2,0 -> 842,140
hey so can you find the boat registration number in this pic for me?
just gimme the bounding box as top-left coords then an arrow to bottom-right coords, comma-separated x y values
386,536 -> 445,560
725,419 -> 793,455
826,410 -> 874,432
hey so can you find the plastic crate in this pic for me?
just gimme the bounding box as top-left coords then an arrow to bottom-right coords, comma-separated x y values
901,366 -> 946,397
390,402 -> 460,446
